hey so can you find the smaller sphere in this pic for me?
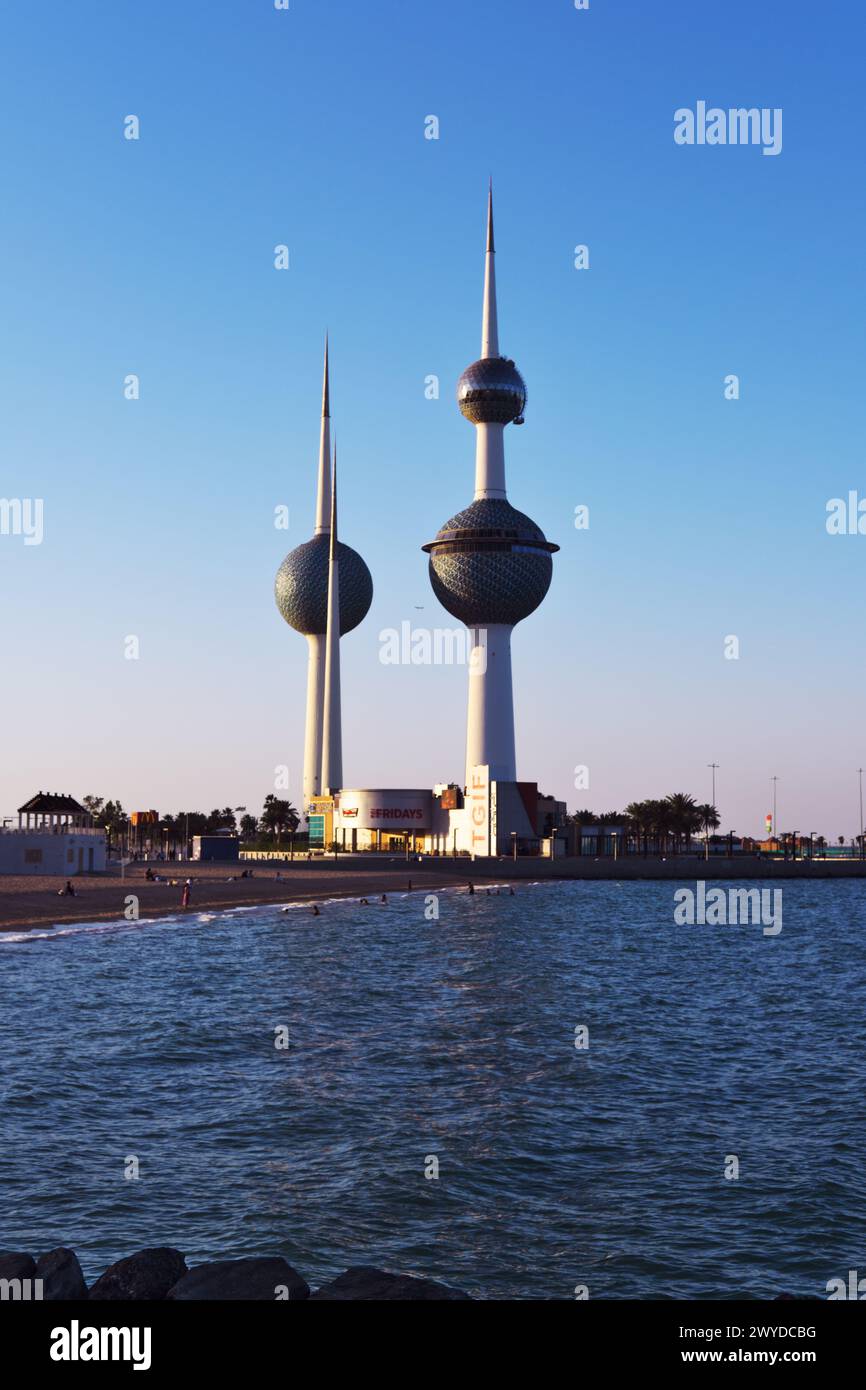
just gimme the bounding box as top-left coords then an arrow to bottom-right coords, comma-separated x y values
275,534 -> 373,636
457,356 -> 527,425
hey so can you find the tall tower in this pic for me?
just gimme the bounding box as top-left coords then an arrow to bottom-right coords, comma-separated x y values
275,344 -> 373,813
422,186 -> 558,787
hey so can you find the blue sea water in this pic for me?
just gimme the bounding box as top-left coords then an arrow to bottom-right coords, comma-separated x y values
1,880 -> 864,1299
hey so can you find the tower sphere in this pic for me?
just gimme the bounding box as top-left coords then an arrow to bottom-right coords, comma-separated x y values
457,356 -> 526,425
275,534 -> 372,636
422,497 -> 557,627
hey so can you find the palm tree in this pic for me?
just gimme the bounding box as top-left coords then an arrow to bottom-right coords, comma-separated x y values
625,800 -> 654,855
695,803 -> 720,842
261,795 -> 300,846
664,793 -> 702,852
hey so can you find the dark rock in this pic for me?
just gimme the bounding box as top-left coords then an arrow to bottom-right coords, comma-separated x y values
310,1266 -> 472,1300
0,1252 -> 36,1281
36,1247 -> 88,1300
89,1247 -> 187,1301
167,1257 -> 309,1301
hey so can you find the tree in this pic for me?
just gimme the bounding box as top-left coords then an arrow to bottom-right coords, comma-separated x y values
82,795 -> 104,820
239,814 -> 258,840
665,793 -> 702,852
695,803 -> 720,841
261,795 -> 300,845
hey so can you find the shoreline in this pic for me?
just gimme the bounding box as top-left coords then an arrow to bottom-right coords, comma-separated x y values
2,853 -> 864,932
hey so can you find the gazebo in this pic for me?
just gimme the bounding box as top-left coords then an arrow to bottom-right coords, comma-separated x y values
17,792 -> 93,833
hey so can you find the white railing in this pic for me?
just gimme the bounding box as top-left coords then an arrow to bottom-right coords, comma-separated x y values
0,824 -> 105,836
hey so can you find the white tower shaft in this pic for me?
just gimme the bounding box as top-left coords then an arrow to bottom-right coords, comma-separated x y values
321,446 -> 342,794
302,634 -> 325,809
314,337 -> 332,535
474,424 -> 506,500
475,187 -> 506,500
465,624 -> 516,786
481,183 -> 499,358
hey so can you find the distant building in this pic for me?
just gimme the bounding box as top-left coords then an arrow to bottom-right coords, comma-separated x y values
192,834 -> 239,862
0,792 -> 106,875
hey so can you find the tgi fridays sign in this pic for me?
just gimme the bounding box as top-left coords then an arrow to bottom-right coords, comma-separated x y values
469,765 -> 493,859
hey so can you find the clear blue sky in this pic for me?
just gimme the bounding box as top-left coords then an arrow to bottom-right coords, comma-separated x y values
1,0 -> 864,837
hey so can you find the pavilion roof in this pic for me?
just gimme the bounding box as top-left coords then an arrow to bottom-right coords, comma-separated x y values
17,792 -> 89,815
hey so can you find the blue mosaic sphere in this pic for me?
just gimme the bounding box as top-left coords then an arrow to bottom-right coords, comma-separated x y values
422,497 -> 557,627
275,534 -> 373,636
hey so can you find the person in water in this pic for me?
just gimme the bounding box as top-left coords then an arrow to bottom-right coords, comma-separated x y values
467,882 -> 475,894
312,904 -> 321,916
360,897 -> 369,905
380,894 -> 388,903
181,881 -> 191,909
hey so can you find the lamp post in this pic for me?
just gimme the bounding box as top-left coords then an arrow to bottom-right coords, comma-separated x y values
859,769 -> 864,860
771,776 -> 778,844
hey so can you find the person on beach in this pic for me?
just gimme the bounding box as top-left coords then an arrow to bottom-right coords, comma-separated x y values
181,882 -> 191,909
58,880 -> 76,897
407,880 -> 412,891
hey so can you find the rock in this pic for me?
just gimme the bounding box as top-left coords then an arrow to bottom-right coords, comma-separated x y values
36,1247 -> 88,1300
0,1252 -> 36,1281
89,1247 -> 187,1301
167,1257 -> 309,1301
310,1266 -> 472,1300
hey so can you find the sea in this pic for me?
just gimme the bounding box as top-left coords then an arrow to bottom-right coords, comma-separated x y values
1,879 -> 862,1299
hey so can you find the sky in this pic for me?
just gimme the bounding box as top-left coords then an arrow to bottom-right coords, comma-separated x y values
1,0 -> 864,838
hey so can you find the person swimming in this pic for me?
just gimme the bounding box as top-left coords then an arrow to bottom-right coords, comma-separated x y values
380,894 -> 388,903
360,898 -> 369,905
312,904 -> 321,916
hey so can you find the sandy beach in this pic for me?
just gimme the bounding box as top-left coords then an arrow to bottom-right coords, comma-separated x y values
0,859 -> 484,931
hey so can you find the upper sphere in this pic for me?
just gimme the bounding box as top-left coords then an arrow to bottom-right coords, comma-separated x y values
275,534 -> 373,636
457,356 -> 527,425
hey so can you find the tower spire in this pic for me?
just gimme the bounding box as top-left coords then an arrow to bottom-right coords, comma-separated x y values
481,180 -> 499,358
321,440 -> 342,793
314,334 -> 332,534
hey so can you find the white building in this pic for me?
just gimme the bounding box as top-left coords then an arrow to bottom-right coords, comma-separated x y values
0,792 -> 107,875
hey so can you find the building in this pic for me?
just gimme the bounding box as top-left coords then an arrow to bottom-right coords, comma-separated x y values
192,834 -> 240,863
277,189 -> 563,859
0,792 -> 106,875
